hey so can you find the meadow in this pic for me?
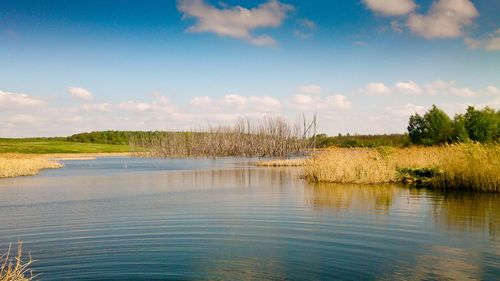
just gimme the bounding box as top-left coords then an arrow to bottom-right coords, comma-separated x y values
0,138 -> 130,154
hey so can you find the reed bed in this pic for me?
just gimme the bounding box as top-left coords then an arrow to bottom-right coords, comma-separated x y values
130,116 -> 316,158
0,243 -> 35,281
303,143 -> 500,192
0,154 -> 62,178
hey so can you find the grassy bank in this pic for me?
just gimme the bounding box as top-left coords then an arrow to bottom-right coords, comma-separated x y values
300,143 -> 499,192
0,243 -> 35,281
0,154 -> 62,178
0,138 -> 130,154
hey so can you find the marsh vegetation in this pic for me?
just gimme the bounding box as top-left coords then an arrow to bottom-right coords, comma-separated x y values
130,116 -> 317,158
0,243 -> 35,281
303,143 -> 500,192
0,154 -> 62,178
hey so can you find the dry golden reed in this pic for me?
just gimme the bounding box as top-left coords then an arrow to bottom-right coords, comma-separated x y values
0,154 -> 62,178
303,143 -> 500,192
0,242 -> 35,281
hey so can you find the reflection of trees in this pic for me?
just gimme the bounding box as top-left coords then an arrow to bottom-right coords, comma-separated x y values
432,192 -> 500,240
304,183 -> 410,215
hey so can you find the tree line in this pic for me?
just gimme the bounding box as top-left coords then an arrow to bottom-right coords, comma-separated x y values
408,105 -> 500,145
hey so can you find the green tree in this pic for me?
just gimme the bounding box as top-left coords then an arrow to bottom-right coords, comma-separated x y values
464,106 -> 499,143
408,105 -> 453,145
452,114 -> 469,142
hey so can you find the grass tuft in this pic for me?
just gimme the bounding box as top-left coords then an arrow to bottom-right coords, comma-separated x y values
0,242 -> 36,281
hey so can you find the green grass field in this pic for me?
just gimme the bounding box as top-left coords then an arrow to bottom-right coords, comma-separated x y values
0,138 -> 131,154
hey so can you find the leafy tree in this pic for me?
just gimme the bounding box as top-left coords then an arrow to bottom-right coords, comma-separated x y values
451,114 -> 469,142
408,105 -> 453,145
463,106 -> 499,143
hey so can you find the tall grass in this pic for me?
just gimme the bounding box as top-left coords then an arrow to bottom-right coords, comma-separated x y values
0,154 -> 62,178
0,242 -> 35,281
303,143 -> 500,192
130,116 -> 317,158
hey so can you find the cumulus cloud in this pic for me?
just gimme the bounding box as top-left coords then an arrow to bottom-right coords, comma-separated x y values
407,0 -> 478,39
465,28 -> 500,52
395,81 -> 421,94
362,80 -> 499,97
177,0 -> 293,47
359,82 -> 391,96
289,93 -> 351,110
363,0 -> 416,16
67,87 -> 94,101
0,90 -> 46,110
385,103 -> 426,118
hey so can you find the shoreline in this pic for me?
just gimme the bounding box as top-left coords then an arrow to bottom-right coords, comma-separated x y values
0,153 -> 131,179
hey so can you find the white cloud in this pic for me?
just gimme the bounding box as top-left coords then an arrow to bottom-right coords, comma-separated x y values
395,81 -> 421,94
190,96 -> 213,107
385,103 -> 426,118
360,82 -> 391,96
363,0 -> 416,16
117,100 -> 152,112
289,93 -> 351,111
465,28 -> 500,52
361,80 -> 499,98
82,103 -> 112,112
0,90 -> 46,110
215,94 -> 281,112
67,87 -> 94,101
325,95 -> 352,110
297,84 -> 322,95
177,0 -> 293,47
407,0 -> 478,39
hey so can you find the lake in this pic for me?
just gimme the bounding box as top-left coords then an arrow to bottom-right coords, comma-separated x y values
0,157 -> 499,280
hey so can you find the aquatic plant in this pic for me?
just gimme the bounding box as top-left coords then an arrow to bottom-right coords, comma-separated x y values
0,242 -> 36,281
303,143 -> 500,192
0,154 -> 62,178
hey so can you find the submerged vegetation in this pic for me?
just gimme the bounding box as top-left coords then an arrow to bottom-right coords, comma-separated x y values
130,116 -> 317,158
303,143 -> 500,192
0,154 -> 62,178
0,243 -> 35,281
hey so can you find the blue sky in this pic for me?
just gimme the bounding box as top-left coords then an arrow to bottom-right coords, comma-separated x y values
0,0 -> 499,137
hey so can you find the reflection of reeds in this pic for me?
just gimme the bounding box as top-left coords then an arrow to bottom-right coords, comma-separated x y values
0,242 -> 35,281
130,116 -> 316,158
0,154 -> 62,178
304,183 -> 402,214
304,144 -> 500,192
255,159 -> 306,167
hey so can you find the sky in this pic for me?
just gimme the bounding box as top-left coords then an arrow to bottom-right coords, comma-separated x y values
0,0 -> 499,137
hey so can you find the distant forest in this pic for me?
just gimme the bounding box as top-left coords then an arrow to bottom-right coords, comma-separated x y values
65,105 -> 499,148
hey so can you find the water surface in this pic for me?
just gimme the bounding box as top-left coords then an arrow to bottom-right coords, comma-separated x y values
0,157 -> 499,280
